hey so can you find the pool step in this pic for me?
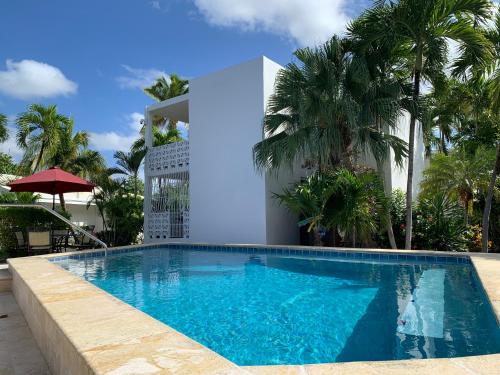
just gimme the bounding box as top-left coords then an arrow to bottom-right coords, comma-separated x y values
397,269 -> 445,339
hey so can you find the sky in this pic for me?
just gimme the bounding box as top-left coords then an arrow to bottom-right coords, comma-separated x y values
0,0 -> 370,166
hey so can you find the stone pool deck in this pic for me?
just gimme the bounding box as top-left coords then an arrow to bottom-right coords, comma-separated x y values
6,245 -> 500,375
0,291 -> 50,375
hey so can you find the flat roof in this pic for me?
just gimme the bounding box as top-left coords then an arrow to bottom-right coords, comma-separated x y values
146,93 -> 189,123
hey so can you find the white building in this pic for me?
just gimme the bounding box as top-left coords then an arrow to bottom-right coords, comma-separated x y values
143,57 -> 425,246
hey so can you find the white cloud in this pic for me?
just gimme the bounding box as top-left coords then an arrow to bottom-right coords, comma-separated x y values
191,0 -> 350,46
0,59 -> 77,100
151,1 -> 161,10
116,65 -> 167,90
89,112 -> 144,152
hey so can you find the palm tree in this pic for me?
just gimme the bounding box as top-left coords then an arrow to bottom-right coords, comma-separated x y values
480,13 -> 500,253
420,148 -> 494,225
15,104 -> 71,172
353,0 -> 493,249
113,149 -> 146,199
144,74 -> 189,131
131,126 -> 183,154
88,170 -> 122,238
0,113 -> 7,143
253,36 -> 407,172
47,119 -> 105,211
254,36 -> 406,248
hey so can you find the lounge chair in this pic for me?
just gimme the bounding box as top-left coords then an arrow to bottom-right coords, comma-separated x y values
27,230 -> 52,255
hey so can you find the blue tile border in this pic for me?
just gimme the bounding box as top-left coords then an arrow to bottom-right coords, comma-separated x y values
48,242 -> 472,266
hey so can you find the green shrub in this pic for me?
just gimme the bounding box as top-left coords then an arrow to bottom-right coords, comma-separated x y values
412,193 -> 469,252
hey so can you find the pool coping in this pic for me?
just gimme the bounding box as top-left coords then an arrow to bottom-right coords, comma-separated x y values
8,243 -> 500,374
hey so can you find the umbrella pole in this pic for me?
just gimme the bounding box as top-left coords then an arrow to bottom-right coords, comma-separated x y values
52,195 -> 55,210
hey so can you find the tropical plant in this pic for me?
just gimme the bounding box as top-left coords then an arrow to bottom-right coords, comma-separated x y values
113,149 -> 146,199
324,168 -> 389,247
0,113 -> 7,143
353,0 -> 493,249
89,170 -> 143,246
420,148 -> 495,224
0,152 -> 17,174
15,104 -> 72,172
275,168 -> 389,247
413,193 -> 469,252
274,172 -> 335,246
88,172 -> 118,234
144,74 -> 189,131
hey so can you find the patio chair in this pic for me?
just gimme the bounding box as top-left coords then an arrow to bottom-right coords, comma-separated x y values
52,229 -> 69,252
27,230 -> 52,255
14,231 -> 27,253
75,234 -> 94,250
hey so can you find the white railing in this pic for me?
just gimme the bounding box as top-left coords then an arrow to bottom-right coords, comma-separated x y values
0,204 -> 107,254
146,141 -> 189,176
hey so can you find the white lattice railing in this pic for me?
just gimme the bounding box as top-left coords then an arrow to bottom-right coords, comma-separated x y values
144,141 -> 190,242
146,141 -> 189,176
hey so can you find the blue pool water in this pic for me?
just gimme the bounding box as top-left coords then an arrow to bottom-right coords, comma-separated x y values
57,248 -> 500,365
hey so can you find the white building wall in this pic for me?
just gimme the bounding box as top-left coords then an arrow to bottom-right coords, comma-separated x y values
38,202 -> 104,232
262,58 -> 303,245
389,112 -> 426,197
359,111 -> 426,197
189,57 -> 269,244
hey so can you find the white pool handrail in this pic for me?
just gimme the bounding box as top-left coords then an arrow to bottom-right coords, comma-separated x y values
0,203 -> 107,255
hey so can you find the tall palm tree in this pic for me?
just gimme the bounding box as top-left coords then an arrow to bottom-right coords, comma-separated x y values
253,36 -> 407,172
113,149 -> 146,199
0,113 -> 8,143
353,0 -> 493,249
480,12 -> 500,252
15,104 -> 71,172
254,36 -> 406,248
47,120 -> 105,211
144,74 -> 189,131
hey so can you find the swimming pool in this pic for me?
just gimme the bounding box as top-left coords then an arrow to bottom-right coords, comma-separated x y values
56,246 -> 500,366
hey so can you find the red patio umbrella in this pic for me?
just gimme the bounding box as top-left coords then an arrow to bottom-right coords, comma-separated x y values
8,166 -> 95,209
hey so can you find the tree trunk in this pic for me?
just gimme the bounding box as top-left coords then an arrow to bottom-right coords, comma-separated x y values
376,162 -> 397,249
33,142 -> 45,171
134,173 -> 138,200
464,197 -> 469,226
405,55 -> 422,250
312,227 -> 322,246
482,142 -> 500,253
58,193 -> 66,212
169,119 -> 178,131
352,227 -> 356,248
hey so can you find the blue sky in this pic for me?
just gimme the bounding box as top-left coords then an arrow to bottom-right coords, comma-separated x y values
0,0 -> 370,166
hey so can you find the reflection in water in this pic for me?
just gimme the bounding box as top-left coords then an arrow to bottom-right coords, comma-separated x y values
58,249 -> 500,366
